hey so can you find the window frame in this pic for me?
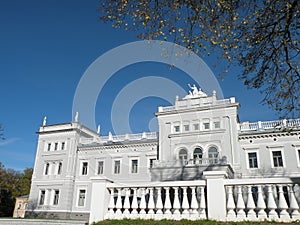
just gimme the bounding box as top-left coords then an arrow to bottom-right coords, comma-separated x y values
53,190 -> 59,205
97,160 -> 104,175
77,189 -> 86,207
61,142 -> 65,150
271,150 -> 284,168
114,159 -> 121,174
39,190 -> 46,205
44,162 -> 50,175
130,159 -> 139,174
57,162 -> 62,175
247,152 -> 259,169
81,162 -> 88,175
47,143 -> 51,151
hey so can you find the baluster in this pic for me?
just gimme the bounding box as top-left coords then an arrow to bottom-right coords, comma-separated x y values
173,187 -> 181,220
190,186 -> 199,220
131,188 -> 138,218
115,188 -> 123,218
267,185 -> 278,220
236,186 -> 246,220
288,185 -> 300,220
226,186 -> 236,220
256,185 -> 267,220
278,185 -> 289,221
147,187 -> 155,218
106,188 -> 115,219
164,187 -> 172,218
123,188 -> 130,217
181,187 -> 190,219
246,186 -> 257,220
139,188 -> 147,217
199,186 -> 206,219
155,187 -> 163,219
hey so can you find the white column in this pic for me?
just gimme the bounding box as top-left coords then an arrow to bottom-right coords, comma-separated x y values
289,185 -> 300,220
147,188 -> 155,217
267,185 -> 278,220
115,188 -> 123,217
236,186 -> 246,220
164,187 -> 172,217
173,187 -> 181,220
190,186 -> 199,220
123,188 -> 130,217
226,186 -> 236,220
203,171 -> 227,221
246,186 -> 257,220
199,186 -> 206,219
89,177 -> 112,224
106,188 -> 115,219
131,188 -> 139,218
155,187 -> 163,219
278,185 -> 289,221
181,187 -> 190,219
256,185 -> 267,220
139,188 -> 147,216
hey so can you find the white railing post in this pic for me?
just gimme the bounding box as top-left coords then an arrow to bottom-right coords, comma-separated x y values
123,188 -> 130,217
226,186 -> 236,220
147,188 -> 155,218
256,185 -> 267,220
181,187 -> 190,219
289,185 -> 300,220
277,185 -> 289,221
164,187 -> 172,218
267,185 -> 278,220
155,187 -> 163,219
236,186 -> 246,220
190,186 -> 199,220
89,177 -> 113,224
246,186 -> 257,220
139,188 -> 147,217
199,186 -> 207,219
203,171 -> 227,221
106,188 -> 115,219
172,187 -> 181,219
131,188 -> 138,218
115,188 -> 123,218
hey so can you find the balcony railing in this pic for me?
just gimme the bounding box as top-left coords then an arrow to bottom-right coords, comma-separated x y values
239,118 -> 300,133
79,132 -> 158,145
105,180 -> 207,221
153,157 -> 226,168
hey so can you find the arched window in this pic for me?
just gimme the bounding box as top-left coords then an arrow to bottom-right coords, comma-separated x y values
193,148 -> 203,164
178,149 -> 188,164
208,146 -> 219,164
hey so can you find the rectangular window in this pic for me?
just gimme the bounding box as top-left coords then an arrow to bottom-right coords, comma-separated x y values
53,190 -> 59,205
17,203 -> 21,209
298,150 -> 300,163
61,142 -> 65,150
78,190 -> 86,207
47,143 -> 51,151
214,121 -> 221,129
248,152 -> 258,168
183,125 -> 189,132
114,160 -> 120,174
272,151 -> 283,167
149,158 -> 156,168
54,143 -> 58,151
39,190 -> 45,205
82,162 -> 88,175
45,163 -> 50,175
97,161 -> 104,175
193,124 -> 199,131
203,122 -> 210,130
174,125 -> 180,133
57,162 -> 62,175
131,159 -> 138,173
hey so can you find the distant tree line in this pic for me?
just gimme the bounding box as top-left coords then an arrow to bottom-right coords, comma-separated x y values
0,162 -> 33,217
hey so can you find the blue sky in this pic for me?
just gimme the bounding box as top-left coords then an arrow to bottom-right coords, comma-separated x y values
0,0 -> 279,171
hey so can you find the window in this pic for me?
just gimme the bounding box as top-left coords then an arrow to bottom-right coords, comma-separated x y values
203,122 -> 210,130
114,160 -> 121,174
47,143 -> 51,151
82,162 -> 88,175
193,148 -> 203,164
272,151 -> 283,167
78,190 -> 86,207
39,190 -> 45,205
61,142 -> 65,150
149,158 -> 156,168
193,123 -> 199,131
298,150 -> 300,164
54,143 -> 58,151
179,149 -> 188,164
17,203 -> 21,209
97,161 -> 104,175
214,121 -> 221,129
248,152 -> 258,168
183,124 -> 189,132
57,162 -> 62,175
174,125 -> 180,133
208,147 -> 219,164
45,163 -> 50,175
131,159 -> 138,173
24,203 -> 27,209
53,190 -> 59,205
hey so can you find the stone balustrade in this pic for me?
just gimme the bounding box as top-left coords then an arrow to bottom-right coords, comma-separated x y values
104,180 -> 207,221
224,178 -> 300,222
239,118 -> 300,132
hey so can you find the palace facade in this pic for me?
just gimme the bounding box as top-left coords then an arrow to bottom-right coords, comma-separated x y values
26,89 -> 300,223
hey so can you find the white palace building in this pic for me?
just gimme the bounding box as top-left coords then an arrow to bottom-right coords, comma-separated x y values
27,87 -> 300,224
